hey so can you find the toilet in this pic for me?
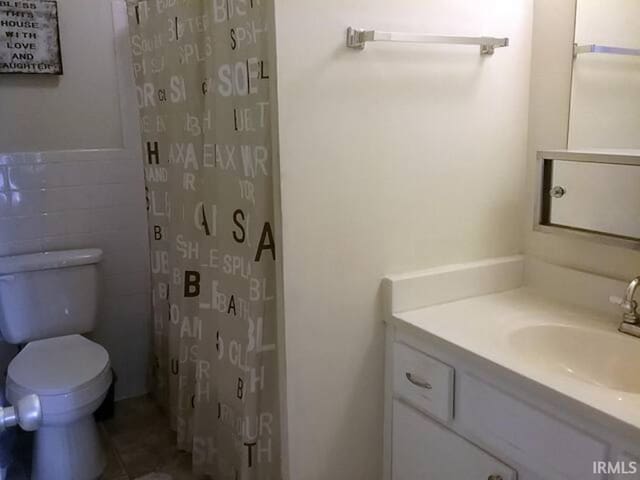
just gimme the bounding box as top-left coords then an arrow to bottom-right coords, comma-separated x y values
0,249 -> 111,480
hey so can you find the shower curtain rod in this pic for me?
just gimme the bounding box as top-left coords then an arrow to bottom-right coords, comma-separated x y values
346,27 -> 509,55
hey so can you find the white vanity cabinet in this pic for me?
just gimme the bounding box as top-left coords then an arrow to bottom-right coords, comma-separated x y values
389,339 -> 519,480
385,330 -> 640,480
383,257 -> 640,480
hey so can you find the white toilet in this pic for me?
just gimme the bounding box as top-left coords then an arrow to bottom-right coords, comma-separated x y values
0,249 -> 112,480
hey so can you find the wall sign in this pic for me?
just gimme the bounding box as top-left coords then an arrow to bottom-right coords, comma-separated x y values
0,0 -> 62,74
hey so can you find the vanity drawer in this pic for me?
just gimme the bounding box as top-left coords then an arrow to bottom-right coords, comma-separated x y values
457,374 -> 607,480
393,342 -> 454,423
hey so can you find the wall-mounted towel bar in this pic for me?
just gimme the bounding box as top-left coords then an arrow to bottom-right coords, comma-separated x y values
574,44 -> 640,58
346,27 -> 509,55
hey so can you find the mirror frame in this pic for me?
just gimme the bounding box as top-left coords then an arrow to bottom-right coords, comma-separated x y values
534,150 -> 640,251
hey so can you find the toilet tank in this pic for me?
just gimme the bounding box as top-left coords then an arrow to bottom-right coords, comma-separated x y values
0,249 -> 103,344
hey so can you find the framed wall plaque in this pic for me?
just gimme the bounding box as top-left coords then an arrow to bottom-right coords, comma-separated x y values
0,0 -> 62,74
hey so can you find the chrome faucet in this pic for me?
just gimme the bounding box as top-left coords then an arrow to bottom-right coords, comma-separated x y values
611,276 -> 640,337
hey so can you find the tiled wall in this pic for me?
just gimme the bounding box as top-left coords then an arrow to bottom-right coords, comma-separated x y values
0,148 -> 150,400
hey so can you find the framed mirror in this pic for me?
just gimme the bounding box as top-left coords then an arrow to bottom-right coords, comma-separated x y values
535,3 -> 640,249
535,151 -> 640,250
568,0 -> 640,150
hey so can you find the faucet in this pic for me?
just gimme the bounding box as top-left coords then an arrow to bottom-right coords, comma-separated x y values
611,276 -> 640,337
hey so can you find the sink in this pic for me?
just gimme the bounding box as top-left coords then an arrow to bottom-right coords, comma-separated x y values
509,324 -> 640,393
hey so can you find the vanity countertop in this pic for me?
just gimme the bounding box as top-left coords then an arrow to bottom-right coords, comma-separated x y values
389,287 -> 640,435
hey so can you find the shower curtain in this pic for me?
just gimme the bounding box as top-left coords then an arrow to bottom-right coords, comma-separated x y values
126,2 -> 280,478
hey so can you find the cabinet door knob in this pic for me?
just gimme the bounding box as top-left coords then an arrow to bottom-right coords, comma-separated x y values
488,475 -> 503,480
405,372 -> 432,389
549,185 -> 566,198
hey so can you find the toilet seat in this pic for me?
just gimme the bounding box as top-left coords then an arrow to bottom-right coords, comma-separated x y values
6,335 -> 111,419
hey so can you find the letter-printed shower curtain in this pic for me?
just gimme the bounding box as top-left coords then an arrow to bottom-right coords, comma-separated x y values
126,2 -> 279,478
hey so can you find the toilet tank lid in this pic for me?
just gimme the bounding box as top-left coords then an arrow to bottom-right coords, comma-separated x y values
0,249 -> 103,275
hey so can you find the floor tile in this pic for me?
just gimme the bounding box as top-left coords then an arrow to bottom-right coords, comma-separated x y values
7,395 -> 209,480
99,425 -> 128,480
107,395 -> 208,480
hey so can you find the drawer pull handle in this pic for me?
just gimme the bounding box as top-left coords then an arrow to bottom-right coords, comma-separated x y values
488,476 -> 503,480
406,372 -> 432,389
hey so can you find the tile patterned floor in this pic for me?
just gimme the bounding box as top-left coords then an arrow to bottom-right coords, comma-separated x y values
7,395 -> 210,480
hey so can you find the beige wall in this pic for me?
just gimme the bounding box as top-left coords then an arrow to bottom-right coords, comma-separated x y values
524,0 -> 640,281
0,0 -> 123,152
272,1 -> 534,478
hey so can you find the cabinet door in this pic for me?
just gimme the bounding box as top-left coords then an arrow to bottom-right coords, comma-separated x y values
393,400 -> 516,480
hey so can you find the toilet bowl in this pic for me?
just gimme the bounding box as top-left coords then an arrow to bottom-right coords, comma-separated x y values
0,249 -> 110,480
6,335 -> 112,480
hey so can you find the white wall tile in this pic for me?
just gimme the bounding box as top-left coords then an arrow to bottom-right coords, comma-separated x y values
42,233 -> 97,252
91,183 -> 137,208
0,216 -> 42,243
91,207 -> 141,233
42,210 -> 93,237
97,157 -> 139,184
9,190 -> 45,217
0,153 -> 26,166
42,186 -> 92,212
0,193 -> 9,217
45,161 -> 99,188
0,238 -> 44,257
7,164 -> 48,190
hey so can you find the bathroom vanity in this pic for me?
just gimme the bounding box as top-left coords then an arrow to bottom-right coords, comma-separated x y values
382,257 -> 640,480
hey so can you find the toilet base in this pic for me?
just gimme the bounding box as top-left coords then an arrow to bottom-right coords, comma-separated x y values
32,415 -> 105,480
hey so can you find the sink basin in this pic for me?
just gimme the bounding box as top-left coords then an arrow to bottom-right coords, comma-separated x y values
509,324 -> 640,393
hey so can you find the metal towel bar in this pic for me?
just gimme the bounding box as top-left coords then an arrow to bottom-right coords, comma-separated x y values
346,27 -> 509,55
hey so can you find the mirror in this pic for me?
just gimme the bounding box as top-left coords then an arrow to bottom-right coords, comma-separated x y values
536,151 -> 640,249
568,0 -> 640,150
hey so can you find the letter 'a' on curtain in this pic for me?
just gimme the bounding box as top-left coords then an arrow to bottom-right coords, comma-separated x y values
125,1 -> 280,478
